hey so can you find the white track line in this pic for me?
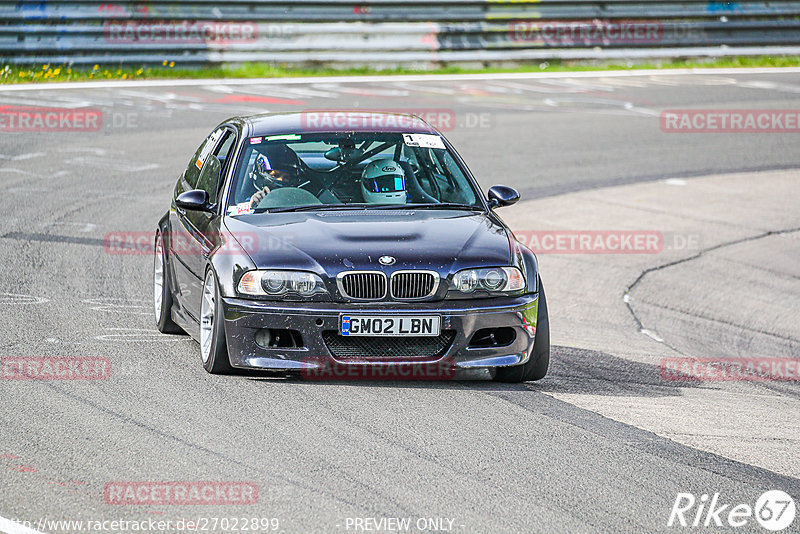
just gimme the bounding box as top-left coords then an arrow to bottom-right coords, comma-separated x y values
0,515 -> 47,534
2,67 -> 800,92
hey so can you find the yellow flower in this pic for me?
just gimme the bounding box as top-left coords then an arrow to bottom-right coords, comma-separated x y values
53,68 -> 61,75
136,68 -> 143,75
169,61 -> 175,68
162,60 -> 168,66
93,64 -> 99,70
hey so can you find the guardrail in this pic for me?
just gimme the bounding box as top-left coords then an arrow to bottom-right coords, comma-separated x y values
3,0 -> 800,66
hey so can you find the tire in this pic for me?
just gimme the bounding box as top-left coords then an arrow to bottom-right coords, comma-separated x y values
494,279 -> 550,383
199,268 -> 232,374
154,232 -> 185,335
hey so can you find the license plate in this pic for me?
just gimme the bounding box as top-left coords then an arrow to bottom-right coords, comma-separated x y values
340,315 -> 441,337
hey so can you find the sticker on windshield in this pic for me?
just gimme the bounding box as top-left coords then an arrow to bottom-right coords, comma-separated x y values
265,134 -> 302,142
228,202 -> 254,216
249,137 -> 263,144
403,134 -> 445,149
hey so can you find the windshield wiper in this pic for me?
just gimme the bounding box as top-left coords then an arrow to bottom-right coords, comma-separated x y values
260,203 -> 484,213
374,203 -> 485,211
264,204 -> 369,213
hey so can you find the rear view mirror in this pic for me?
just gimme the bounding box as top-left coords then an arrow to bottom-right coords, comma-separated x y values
487,185 -> 520,208
324,146 -> 363,163
324,147 -> 343,161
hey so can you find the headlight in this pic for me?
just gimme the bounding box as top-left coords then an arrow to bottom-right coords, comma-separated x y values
449,267 -> 525,295
237,270 -> 328,299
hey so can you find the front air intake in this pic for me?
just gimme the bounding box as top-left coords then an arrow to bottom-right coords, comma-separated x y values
390,271 -> 439,299
337,271 -> 387,300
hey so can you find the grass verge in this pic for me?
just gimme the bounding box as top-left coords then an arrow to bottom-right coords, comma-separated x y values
2,55 -> 800,85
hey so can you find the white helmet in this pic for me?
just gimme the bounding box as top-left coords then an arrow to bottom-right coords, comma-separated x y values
361,158 -> 407,205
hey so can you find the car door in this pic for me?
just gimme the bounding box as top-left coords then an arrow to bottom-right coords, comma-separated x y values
170,127 -> 236,321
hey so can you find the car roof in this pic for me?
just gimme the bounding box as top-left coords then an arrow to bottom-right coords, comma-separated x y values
242,111 -> 439,136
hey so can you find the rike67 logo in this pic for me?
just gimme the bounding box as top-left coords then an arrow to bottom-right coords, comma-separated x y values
668,490 -> 796,531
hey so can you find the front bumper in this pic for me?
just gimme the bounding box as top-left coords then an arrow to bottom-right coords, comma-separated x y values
221,294 -> 539,374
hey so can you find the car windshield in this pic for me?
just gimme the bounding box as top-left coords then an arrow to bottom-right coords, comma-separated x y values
227,132 -> 483,213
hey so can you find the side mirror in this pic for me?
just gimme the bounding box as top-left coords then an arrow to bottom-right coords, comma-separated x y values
487,185 -> 520,208
176,189 -> 214,212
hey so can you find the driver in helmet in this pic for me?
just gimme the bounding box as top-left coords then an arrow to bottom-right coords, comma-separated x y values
247,144 -> 304,207
361,158 -> 407,205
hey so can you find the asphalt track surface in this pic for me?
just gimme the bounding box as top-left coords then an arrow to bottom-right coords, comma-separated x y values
0,69 -> 799,533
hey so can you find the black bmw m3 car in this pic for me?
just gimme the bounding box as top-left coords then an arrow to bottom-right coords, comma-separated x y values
154,111 -> 549,381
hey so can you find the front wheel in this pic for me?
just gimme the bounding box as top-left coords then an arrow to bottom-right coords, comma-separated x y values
199,269 -> 232,374
494,279 -> 550,383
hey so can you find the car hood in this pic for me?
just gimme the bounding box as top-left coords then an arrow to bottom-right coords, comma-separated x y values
224,209 -> 512,276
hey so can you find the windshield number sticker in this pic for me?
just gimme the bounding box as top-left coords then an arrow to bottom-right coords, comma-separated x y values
228,202 -> 254,216
403,134 -> 445,150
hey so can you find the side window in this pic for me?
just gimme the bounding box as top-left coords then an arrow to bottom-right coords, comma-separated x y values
182,143 -> 203,189
197,130 -> 236,205
214,131 -> 236,173
196,157 -> 222,204
185,129 -> 224,188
